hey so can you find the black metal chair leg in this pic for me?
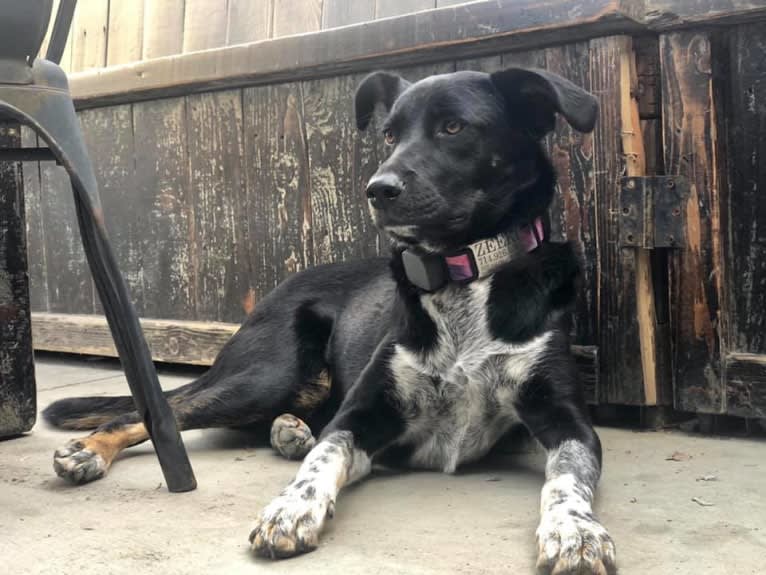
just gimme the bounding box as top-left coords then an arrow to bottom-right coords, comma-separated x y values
0,59 -> 196,492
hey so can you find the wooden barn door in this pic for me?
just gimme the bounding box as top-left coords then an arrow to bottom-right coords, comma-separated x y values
659,24 -> 766,418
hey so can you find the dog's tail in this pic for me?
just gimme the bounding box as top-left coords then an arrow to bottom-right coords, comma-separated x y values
42,395 -> 139,430
42,377 -> 200,430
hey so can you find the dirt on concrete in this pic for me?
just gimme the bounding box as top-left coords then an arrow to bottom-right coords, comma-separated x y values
1,356 -> 764,574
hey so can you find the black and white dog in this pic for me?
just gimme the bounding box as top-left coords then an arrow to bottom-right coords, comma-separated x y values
44,67 -> 616,574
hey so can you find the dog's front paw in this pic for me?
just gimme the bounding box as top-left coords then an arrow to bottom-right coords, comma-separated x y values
536,511 -> 616,575
53,440 -> 107,484
249,489 -> 334,559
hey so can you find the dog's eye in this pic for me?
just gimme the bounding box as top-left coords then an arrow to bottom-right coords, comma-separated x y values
383,128 -> 396,145
443,120 -> 464,135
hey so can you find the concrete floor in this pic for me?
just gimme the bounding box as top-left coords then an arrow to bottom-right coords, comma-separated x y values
1,356 -> 764,575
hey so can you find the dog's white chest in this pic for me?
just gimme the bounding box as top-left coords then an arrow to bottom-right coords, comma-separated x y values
390,281 -> 551,472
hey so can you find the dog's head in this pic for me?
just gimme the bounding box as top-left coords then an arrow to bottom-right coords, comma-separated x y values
355,68 -> 598,251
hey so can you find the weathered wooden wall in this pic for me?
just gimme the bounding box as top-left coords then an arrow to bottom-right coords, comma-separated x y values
24,44 -> 609,399
25,51 -> 600,321
45,0 -> 473,73
22,0 -> 766,416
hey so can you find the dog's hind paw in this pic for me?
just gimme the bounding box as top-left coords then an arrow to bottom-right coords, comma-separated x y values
53,440 -> 107,484
270,414 -> 316,460
249,490 -> 333,559
536,512 -> 617,575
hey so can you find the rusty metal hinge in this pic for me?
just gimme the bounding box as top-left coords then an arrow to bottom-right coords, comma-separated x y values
619,176 -> 688,248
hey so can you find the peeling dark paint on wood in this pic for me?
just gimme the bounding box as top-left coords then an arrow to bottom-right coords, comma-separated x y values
661,31 -> 725,413
80,105 -> 138,316
21,127 -> 49,312
725,353 -> 766,418
0,123 -> 36,436
304,75 -> 380,264
186,90 -> 249,323
723,24 -> 766,356
590,36 -> 645,405
545,42 -> 598,347
132,97 -> 195,319
243,83 -> 314,298
39,153 -> 95,314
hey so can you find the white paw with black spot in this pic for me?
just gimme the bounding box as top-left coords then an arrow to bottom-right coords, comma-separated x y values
536,510 -> 616,575
53,440 -> 107,485
249,481 -> 333,559
270,414 -> 316,460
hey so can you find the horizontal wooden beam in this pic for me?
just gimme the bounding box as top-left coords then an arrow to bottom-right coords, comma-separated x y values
725,353 -> 766,418
31,312 -> 238,366
69,0 -> 644,109
646,0 -> 766,30
32,314 -> 601,402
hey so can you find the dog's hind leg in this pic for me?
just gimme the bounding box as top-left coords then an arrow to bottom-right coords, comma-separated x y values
49,300 -> 337,484
268,369 -> 335,460
51,369 -> 316,484
53,416 -> 149,483
270,414 -> 316,460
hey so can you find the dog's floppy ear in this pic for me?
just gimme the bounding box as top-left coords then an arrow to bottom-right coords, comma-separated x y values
490,67 -> 598,138
355,71 -> 411,130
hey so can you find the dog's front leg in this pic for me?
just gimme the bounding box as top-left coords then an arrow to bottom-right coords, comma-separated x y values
518,389 -> 616,575
249,429 -> 370,558
250,341 -> 402,559
535,436 -> 616,574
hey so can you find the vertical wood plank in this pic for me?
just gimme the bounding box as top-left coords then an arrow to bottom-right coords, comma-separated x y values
724,24 -> 766,355
79,105 -> 144,315
183,0 -> 229,53
635,35 -> 674,406
376,0 -> 435,18
39,163 -> 94,314
107,0 -> 145,66
0,123 -> 36,436
70,0 -> 109,72
590,36 -> 645,404
303,75 -> 379,264
20,128 -> 48,312
243,84 -> 314,300
143,0 -> 185,59
227,0 -> 273,45
545,43 -> 598,348
186,90 -> 249,323
131,98 -> 195,319
618,37 -> 662,406
660,31 -> 724,412
273,0 -> 322,38
322,0 -> 375,28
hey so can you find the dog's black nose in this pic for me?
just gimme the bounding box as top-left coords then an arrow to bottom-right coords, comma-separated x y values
366,174 -> 403,208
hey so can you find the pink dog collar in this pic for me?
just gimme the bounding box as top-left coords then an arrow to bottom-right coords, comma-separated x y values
401,218 -> 544,291
444,217 -> 544,282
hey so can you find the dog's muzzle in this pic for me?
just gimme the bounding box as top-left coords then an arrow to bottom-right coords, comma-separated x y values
366,173 -> 403,209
